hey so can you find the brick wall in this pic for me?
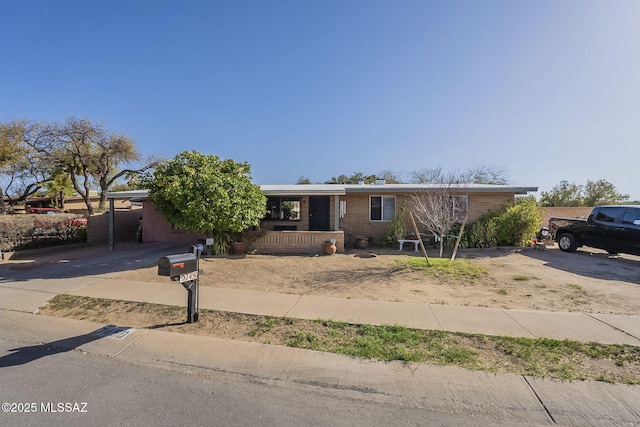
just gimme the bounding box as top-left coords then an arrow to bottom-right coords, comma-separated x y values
539,207 -> 593,227
142,202 -> 205,244
338,192 -> 516,242
466,193 -> 514,220
87,210 -> 142,244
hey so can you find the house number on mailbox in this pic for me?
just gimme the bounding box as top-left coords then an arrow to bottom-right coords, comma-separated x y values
180,271 -> 198,283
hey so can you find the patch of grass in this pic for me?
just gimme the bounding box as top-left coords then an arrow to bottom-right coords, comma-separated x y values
47,294 -> 86,310
258,316 -> 276,332
395,257 -> 488,280
512,275 -> 536,281
40,295 -> 640,384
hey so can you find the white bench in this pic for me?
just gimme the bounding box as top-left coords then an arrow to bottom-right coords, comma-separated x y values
397,239 -> 420,252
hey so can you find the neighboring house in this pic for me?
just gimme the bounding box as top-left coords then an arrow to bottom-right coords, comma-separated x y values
105,182 -> 537,253
19,192 -> 139,215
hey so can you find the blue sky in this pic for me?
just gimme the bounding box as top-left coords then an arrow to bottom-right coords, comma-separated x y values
2,0 -> 639,200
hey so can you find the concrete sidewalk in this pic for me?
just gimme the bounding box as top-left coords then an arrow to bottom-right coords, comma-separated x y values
1,241 -> 639,345
60,278 -> 640,346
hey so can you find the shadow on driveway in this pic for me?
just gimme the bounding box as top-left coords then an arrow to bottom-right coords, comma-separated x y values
518,247 -> 640,285
0,242 -> 186,283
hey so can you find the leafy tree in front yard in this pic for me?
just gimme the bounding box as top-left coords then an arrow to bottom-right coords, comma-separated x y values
141,150 -> 266,254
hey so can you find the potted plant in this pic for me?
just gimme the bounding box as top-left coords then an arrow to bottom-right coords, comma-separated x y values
230,227 -> 266,255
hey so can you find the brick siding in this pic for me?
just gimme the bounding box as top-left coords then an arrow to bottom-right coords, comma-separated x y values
87,210 -> 142,244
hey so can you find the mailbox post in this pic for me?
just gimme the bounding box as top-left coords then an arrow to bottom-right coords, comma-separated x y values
158,249 -> 200,323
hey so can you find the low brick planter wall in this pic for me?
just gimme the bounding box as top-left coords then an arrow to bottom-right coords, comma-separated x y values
250,231 -> 344,254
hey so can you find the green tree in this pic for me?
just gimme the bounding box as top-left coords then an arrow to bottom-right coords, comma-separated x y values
0,120 -> 55,212
539,181 -> 584,207
1,118 -> 160,214
540,179 -> 628,207
583,179 -> 629,206
44,173 -> 76,210
296,176 -> 312,184
142,150 -> 266,254
325,172 -> 375,184
51,117 -> 161,213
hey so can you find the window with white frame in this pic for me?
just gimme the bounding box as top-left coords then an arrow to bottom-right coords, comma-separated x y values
370,196 -> 396,221
453,195 -> 468,221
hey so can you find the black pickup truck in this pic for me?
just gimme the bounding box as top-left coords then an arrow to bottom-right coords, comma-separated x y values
549,206 -> 640,255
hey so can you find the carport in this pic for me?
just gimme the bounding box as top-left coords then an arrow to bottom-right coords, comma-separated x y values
104,190 -> 147,250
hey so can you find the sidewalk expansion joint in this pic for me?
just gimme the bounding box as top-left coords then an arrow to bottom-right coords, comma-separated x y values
522,376 -> 557,424
500,309 -> 536,338
113,329 -> 150,358
585,313 -> 640,343
282,295 -> 303,318
426,304 -> 442,330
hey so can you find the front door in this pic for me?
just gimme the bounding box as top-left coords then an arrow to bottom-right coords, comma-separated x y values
308,196 -> 330,231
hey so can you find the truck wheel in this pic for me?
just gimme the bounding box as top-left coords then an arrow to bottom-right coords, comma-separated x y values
558,233 -> 577,252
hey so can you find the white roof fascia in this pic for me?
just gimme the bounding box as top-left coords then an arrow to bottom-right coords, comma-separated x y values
343,184 -> 538,195
105,190 -> 150,200
260,185 -> 346,196
105,184 -> 538,201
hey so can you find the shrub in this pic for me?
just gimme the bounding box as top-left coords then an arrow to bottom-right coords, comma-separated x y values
450,196 -> 541,249
492,196 -> 541,246
377,201 -> 408,247
0,214 -> 87,251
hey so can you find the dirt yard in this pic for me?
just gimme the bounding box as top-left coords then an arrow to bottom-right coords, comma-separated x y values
118,246 -> 640,315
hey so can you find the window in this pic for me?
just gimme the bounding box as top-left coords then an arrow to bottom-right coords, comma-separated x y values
594,207 -> 622,223
622,208 -> 640,225
370,196 -> 395,221
452,195 -> 468,221
266,197 -> 301,221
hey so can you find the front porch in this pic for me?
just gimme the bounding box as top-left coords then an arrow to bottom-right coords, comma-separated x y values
251,230 -> 344,254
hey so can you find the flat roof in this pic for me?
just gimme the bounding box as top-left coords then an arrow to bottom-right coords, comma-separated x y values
107,183 -> 538,200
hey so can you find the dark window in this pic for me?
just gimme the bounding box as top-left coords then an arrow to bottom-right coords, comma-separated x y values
266,197 -> 301,221
622,208 -> 640,225
370,196 -> 395,221
594,207 -> 622,223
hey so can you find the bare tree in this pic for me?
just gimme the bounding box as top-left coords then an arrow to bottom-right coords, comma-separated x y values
410,165 -> 509,185
411,180 -> 467,258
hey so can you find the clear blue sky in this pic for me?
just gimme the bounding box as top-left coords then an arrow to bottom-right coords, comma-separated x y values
2,0 -> 639,200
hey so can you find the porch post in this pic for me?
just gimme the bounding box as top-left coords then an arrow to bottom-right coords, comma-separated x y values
109,198 -> 115,251
333,195 -> 340,231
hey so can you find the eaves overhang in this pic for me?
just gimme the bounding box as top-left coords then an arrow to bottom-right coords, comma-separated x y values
260,185 -> 346,196
343,184 -> 538,195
